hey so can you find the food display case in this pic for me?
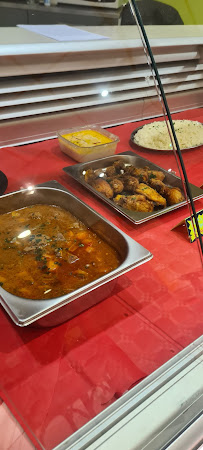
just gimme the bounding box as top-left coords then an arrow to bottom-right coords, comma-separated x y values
0,2 -> 202,449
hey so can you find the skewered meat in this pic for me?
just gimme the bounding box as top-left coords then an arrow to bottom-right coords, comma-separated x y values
136,183 -> 166,206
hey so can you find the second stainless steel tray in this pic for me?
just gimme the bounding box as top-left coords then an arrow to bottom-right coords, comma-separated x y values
0,181 -> 152,327
63,151 -> 203,225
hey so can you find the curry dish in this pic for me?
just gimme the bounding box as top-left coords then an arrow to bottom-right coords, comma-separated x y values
62,129 -> 113,147
84,160 -> 185,212
0,205 -> 120,300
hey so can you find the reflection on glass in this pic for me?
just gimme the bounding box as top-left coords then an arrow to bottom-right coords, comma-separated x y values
18,229 -> 31,239
121,0 -> 183,25
0,0 -> 202,27
101,89 -> 109,97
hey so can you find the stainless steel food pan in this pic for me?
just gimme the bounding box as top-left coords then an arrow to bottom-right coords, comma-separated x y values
63,151 -> 203,224
0,181 -> 152,327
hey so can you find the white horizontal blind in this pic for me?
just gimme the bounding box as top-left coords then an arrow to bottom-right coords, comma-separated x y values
0,62 -> 202,94
0,61 -> 202,120
0,38 -> 202,146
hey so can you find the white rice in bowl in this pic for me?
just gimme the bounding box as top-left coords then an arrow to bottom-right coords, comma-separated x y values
133,120 -> 203,150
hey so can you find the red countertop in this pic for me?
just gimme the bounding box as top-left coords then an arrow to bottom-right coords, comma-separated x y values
0,108 -> 203,450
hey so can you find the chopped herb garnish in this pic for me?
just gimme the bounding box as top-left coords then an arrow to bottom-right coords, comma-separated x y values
54,261 -> 62,266
79,243 -> 84,247
35,248 -> 43,261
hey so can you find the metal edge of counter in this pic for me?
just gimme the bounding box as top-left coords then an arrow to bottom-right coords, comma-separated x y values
165,414 -> 203,450
53,335 -> 203,450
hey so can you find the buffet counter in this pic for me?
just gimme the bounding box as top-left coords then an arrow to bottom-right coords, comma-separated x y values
0,107 -> 203,449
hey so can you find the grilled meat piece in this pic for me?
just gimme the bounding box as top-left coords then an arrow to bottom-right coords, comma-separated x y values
165,187 -> 184,205
122,175 -> 139,193
106,165 -> 116,177
149,180 -> 184,205
106,160 -> 126,177
84,169 -> 97,184
136,183 -> 166,206
149,178 -> 170,196
109,178 -> 124,194
124,166 -> 149,183
91,178 -> 114,198
145,167 -> 165,182
113,160 -> 126,172
114,194 -> 154,212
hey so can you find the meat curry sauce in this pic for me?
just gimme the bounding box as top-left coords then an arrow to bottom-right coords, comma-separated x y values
0,205 -> 120,300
